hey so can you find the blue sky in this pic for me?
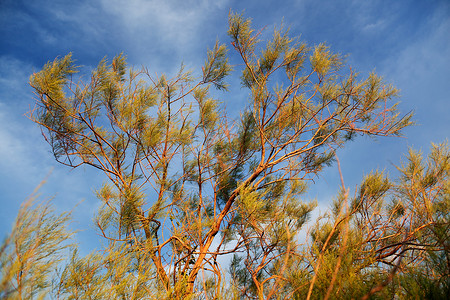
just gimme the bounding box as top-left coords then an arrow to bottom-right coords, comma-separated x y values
1,0 -> 449,254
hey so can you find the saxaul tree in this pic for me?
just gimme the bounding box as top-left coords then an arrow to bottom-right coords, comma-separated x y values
28,13 -> 413,298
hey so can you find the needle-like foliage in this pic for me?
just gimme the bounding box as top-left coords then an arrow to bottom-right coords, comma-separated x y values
0,184 -> 73,300
23,12 -> 447,299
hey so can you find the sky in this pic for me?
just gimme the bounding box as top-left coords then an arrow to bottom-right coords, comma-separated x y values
0,0 -> 449,255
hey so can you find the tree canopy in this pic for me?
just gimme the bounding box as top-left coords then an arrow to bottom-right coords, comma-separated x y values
1,13 -> 448,300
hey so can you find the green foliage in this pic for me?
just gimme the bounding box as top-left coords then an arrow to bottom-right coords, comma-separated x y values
3,149 -> 449,298
298,142 -> 450,300
0,184 -> 73,300
310,44 -> 341,76
203,41 -> 232,90
54,243 -> 157,299
21,11 -> 442,300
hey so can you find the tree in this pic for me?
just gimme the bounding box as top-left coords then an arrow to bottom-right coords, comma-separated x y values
0,182 -> 72,299
2,144 -> 448,299
282,142 -> 450,299
26,12 -> 417,299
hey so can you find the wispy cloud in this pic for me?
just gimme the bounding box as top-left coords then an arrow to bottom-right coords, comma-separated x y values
380,8 -> 450,147
0,57 -> 46,181
96,0 -> 231,68
0,55 -> 103,247
361,19 -> 387,32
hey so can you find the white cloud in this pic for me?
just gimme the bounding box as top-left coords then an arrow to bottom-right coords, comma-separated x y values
345,1 -> 394,34
362,19 -> 387,32
0,105 -> 40,176
99,0 -> 230,51
379,9 -> 450,145
0,56 -> 31,94
386,14 -> 449,81
0,55 -> 104,249
0,57 -> 47,180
